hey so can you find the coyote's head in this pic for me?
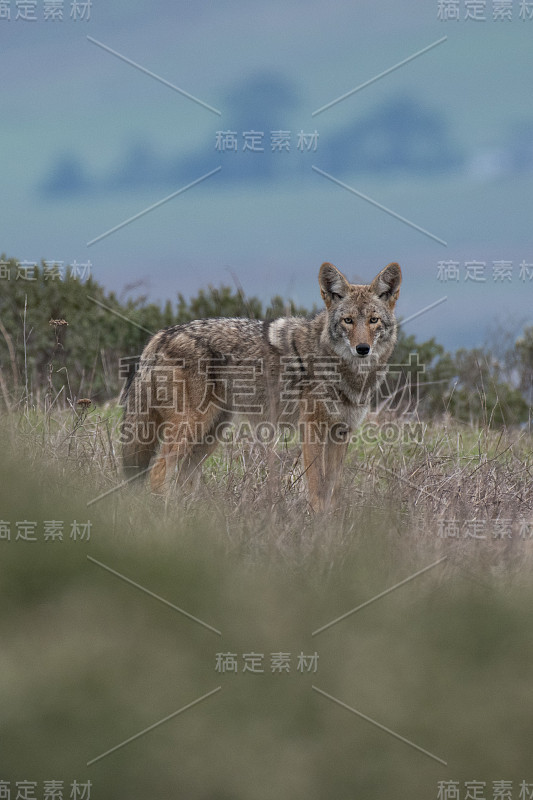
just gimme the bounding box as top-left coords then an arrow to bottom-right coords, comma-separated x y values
319,261 -> 402,362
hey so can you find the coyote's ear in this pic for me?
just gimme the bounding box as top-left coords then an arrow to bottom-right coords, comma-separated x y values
370,262 -> 402,309
319,262 -> 350,308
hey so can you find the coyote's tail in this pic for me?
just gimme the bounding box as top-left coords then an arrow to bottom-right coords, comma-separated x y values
120,358 -> 159,480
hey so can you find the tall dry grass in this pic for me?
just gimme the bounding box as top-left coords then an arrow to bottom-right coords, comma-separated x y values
4,395 -> 532,579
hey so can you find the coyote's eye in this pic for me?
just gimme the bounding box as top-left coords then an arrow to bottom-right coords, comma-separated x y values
369,316 -> 379,324
343,317 -> 353,325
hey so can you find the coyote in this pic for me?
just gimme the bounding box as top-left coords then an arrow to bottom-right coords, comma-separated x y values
121,262 -> 401,512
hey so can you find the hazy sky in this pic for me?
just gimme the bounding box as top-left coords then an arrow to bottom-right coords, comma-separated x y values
2,0 -> 532,349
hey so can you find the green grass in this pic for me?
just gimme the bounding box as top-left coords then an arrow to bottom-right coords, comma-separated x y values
0,407 -> 532,799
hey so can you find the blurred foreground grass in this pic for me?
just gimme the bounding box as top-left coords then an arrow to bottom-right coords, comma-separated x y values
1,410 -> 532,799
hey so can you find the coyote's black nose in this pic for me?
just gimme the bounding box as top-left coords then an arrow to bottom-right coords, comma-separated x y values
355,343 -> 370,357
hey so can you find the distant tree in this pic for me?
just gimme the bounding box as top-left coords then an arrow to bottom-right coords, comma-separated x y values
175,285 -> 314,323
515,326 -> 533,408
0,253 -> 529,427
175,285 -> 263,322
390,329 -> 448,415
0,263 -> 312,408
434,347 -> 528,427
390,328 -> 529,426
264,294 -> 314,319
0,257 -> 124,406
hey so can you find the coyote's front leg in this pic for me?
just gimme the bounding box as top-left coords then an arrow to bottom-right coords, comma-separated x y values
301,418 -> 349,513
